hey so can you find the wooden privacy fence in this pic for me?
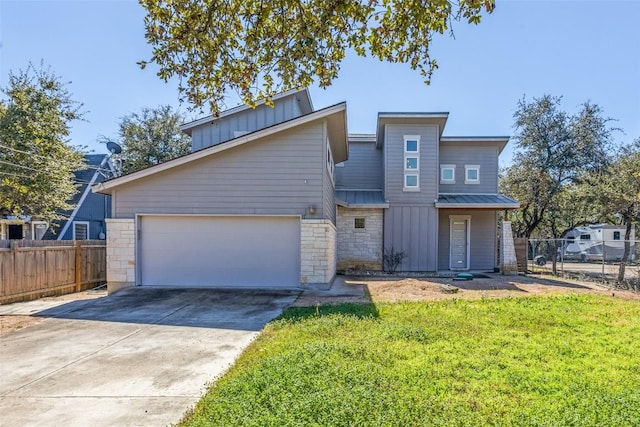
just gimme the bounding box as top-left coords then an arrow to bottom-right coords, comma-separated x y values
0,240 -> 106,304
514,238 -> 528,273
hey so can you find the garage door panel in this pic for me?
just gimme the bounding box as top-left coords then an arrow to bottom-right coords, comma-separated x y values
140,216 -> 300,288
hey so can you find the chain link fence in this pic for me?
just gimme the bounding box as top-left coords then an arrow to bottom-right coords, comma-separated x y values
528,239 -> 640,291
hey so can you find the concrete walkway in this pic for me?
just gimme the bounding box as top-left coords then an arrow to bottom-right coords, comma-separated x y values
0,288 -> 299,426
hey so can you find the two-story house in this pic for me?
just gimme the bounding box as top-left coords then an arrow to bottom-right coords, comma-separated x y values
94,89 -> 518,294
335,115 -> 519,273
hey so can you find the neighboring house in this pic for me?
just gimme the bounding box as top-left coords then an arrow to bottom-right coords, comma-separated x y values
44,154 -> 114,240
93,89 -> 518,293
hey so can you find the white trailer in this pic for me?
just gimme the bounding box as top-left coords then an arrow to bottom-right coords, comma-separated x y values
562,224 -> 636,262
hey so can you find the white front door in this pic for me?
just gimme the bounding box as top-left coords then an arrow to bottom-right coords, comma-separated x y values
450,216 -> 470,270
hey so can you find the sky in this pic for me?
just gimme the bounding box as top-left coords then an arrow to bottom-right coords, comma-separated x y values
1,0 -> 639,167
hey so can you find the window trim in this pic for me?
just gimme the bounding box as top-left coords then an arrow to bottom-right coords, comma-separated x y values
403,135 -> 421,191
73,221 -> 90,240
404,173 -> 420,189
405,156 -> 419,171
440,164 -> 456,184
404,136 -> 420,153
464,165 -> 480,184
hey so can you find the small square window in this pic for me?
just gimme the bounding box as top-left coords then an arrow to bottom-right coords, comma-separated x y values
405,175 -> 419,187
405,157 -> 418,170
354,218 -> 365,229
405,139 -> 418,152
613,231 -> 620,240
465,165 -> 480,184
440,165 -> 456,183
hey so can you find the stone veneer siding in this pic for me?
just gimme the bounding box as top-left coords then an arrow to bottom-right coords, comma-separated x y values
501,220 -> 518,275
336,207 -> 383,270
105,218 -> 136,294
300,219 -> 336,285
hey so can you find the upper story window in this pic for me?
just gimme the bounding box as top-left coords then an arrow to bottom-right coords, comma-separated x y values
404,135 -> 420,191
327,139 -> 335,183
440,165 -> 456,184
464,165 -> 480,184
73,221 -> 89,240
613,231 -> 621,240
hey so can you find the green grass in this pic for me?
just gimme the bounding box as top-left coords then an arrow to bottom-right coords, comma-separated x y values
181,296 -> 640,426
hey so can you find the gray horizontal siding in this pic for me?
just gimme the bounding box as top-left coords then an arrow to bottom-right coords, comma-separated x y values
323,124 -> 336,224
323,168 -> 336,224
114,122 -> 327,219
438,145 -> 499,193
336,141 -> 382,189
191,96 -> 301,151
384,124 -> 438,204
383,205 -> 438,271
437,209 -> 497,270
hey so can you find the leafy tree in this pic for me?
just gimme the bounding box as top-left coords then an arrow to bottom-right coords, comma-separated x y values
587,139 -> 640,287
0,63 -> 86,224
116,105 -> 191,174
500,95 -> 616,239
139,0 -> 495,113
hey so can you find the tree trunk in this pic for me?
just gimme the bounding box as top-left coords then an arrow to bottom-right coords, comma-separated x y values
617,218 -> 632,287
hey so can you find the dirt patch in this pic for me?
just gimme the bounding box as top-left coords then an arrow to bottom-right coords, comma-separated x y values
0,287 -> 107,337
362,275 -> 640,302
304,274 -> 640,307
0,315 -> 42,337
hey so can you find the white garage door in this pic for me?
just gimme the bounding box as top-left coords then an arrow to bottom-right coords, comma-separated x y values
139,216 -> 300,288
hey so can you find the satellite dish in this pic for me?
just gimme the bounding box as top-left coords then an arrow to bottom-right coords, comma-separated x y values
106,141 -> 122,155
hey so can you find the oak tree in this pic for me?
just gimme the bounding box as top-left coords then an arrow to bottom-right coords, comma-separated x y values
116,105 -> 191,174
0,64 -> 86,223
587,139 -> 640,287
139,0 -> 495,114
500,95 -> 615,239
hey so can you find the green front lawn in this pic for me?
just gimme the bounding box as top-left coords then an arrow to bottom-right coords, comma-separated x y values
181,296 -> 640,426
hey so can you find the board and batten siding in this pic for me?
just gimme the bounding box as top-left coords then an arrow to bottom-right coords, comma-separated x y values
384,124 -> 439,203
335,141 -> 383,189
190,96 -> 303,151
438,145 -> 499,193
112,121 -> 328,219
437,209 -> 497,270
383,205 -> 438,271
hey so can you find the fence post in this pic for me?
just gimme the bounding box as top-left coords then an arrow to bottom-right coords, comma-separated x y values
75,241 -> 82,292
602,240 -> 605,285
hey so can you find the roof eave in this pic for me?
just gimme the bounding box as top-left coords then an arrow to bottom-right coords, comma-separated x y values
336,199 -> 389,209
440,136 -> 511,154
435,203 -> 521,209
376,113 -> 449,148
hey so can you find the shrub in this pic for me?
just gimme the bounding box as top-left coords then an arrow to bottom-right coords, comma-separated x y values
383,247 -> 407,274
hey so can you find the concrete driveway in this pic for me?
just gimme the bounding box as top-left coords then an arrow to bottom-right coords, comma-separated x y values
0,287 -> 299,426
